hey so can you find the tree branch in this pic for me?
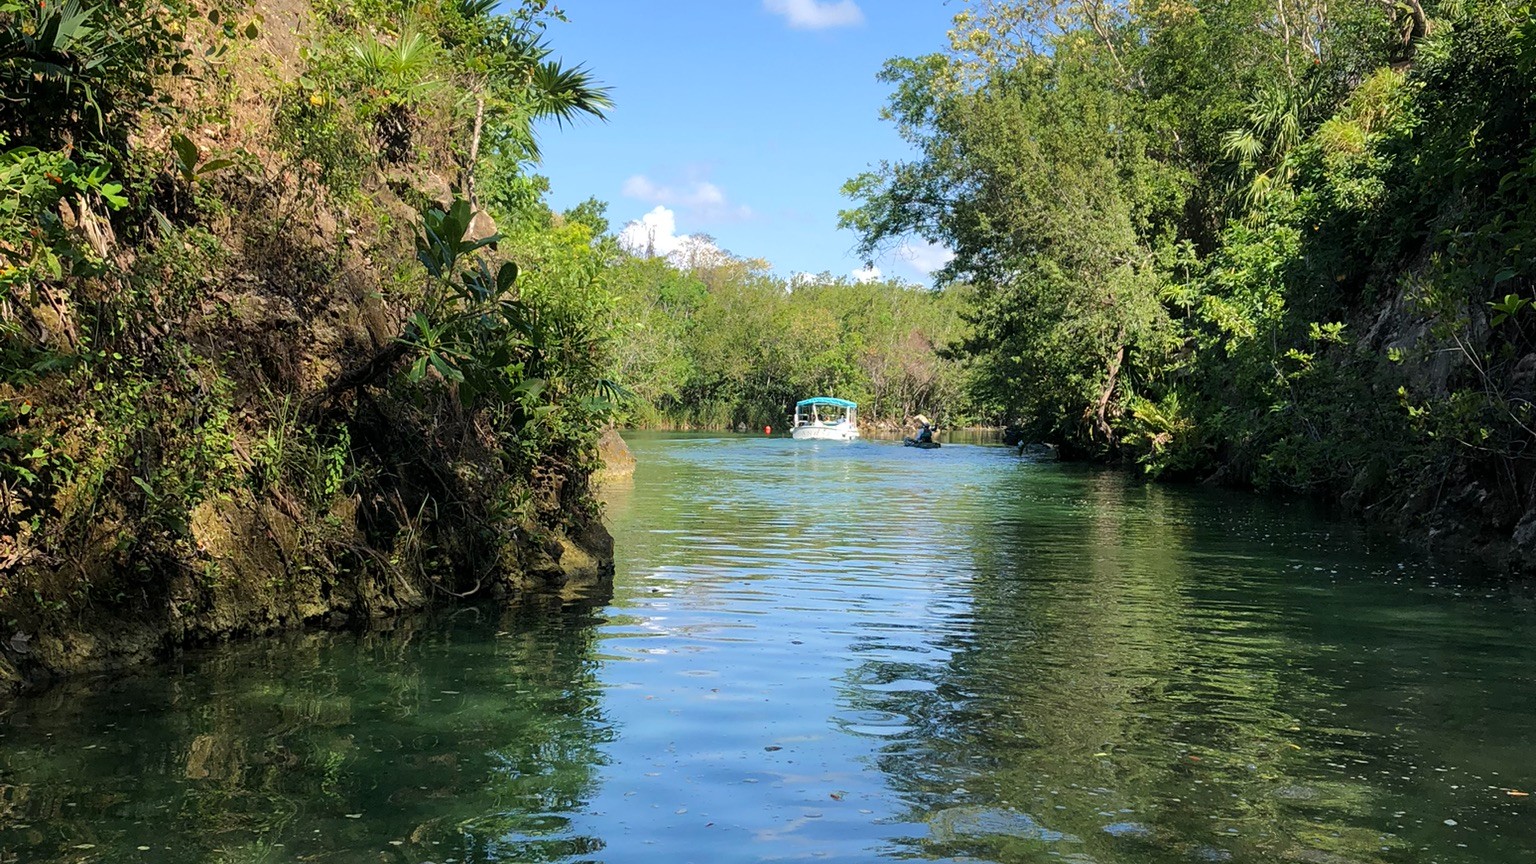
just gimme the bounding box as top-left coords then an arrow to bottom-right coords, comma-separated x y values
304,340 -> 410,420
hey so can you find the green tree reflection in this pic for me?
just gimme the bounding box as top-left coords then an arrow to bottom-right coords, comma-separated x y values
0,602 -> 613,864
838,471 -> 1426,863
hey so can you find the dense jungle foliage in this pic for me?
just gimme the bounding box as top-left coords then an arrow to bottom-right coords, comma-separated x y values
842,0 -> 1536,557
0,0 -> 620,625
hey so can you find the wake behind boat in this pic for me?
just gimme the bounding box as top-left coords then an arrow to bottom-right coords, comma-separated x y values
791,397 -> 859,441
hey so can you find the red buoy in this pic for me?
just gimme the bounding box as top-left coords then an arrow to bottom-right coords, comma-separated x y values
764,425 -> 772,435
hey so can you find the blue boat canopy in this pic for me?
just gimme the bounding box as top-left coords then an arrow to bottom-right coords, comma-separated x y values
796,397 -> 857,409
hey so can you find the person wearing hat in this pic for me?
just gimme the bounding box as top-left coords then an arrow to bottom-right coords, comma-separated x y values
911,414 -> 934,445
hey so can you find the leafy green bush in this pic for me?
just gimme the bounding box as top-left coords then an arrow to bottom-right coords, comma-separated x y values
841,0 -> 1536,529
273,75 -> 373,197
0,0 -> 191,152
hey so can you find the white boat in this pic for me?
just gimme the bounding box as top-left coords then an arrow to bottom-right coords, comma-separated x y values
791,397 -> 860,441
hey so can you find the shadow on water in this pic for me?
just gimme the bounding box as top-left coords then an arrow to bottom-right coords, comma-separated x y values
0,601 -> 613,864
5,433 -> 1536,863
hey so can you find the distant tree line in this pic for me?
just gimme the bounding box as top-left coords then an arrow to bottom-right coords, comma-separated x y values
563,202 -> 975,430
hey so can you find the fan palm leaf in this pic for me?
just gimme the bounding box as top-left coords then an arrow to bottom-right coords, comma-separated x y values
528,58 -> 612,126
455,0 -> 502,19
349,26 -> 441,98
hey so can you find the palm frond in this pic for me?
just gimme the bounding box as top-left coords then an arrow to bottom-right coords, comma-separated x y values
348,26 -> 441,98
455,0 -> 501,20
529,59 -> 612,126
1221,129 -> 1263,164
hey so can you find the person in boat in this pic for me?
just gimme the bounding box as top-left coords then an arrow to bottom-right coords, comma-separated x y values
910,415 -> 934,445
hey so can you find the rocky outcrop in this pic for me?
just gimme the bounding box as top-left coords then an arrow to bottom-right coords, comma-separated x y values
0,490 -> 612,694
1512,497 -> 1536,579
594,427 -> 636,482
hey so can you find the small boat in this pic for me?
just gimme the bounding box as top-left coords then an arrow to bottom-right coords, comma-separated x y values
791,397 -> 859,441
904,438 -> 940,449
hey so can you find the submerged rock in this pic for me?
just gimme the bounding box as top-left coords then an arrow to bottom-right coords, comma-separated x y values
1101,821 -> 1154,839
1270,784 -> 1321,801
928,806 -> 1082,844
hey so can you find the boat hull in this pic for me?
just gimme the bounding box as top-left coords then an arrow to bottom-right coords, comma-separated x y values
791,425 -> 859,441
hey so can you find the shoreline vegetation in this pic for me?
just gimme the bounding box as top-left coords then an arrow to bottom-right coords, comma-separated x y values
3,0 -> 1535,691
836,0 -> 1536,577
0,0 -> 620,692
603,254 -> 973,433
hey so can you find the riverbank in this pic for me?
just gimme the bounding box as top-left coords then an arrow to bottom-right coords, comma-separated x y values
0,508 -> 613,695
0,0 -> 619,693
835,0 -> 1536,583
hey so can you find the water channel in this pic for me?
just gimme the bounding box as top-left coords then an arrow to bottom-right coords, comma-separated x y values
3,432 -> 1535,863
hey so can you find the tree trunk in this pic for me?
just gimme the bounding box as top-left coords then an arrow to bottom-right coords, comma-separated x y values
1090,331 -> 1127,445
1381,0 -> 1431,66
1403,0 -> 1430,44
466,96 -> 486,209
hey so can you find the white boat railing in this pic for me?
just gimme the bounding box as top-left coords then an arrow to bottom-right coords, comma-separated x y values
790,399 -> 859,440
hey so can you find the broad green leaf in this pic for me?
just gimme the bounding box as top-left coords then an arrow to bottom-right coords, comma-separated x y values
170,133 -> 198,174
496,261 -> 519,294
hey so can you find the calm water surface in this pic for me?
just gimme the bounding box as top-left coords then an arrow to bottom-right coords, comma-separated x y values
4,433 -> 1536,863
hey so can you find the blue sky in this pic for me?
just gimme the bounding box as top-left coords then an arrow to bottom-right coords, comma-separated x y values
534,1 -> 959,283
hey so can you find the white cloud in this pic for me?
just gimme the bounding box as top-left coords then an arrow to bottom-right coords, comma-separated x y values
619,205 -> 686,257
764,0 -> 864,29
620,175 -> 665,201
851,264 -> 881,283
691,182 -> 726,207
622,174 -> 750,220
896,239 -> 956,276
618,206 -> 732,269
